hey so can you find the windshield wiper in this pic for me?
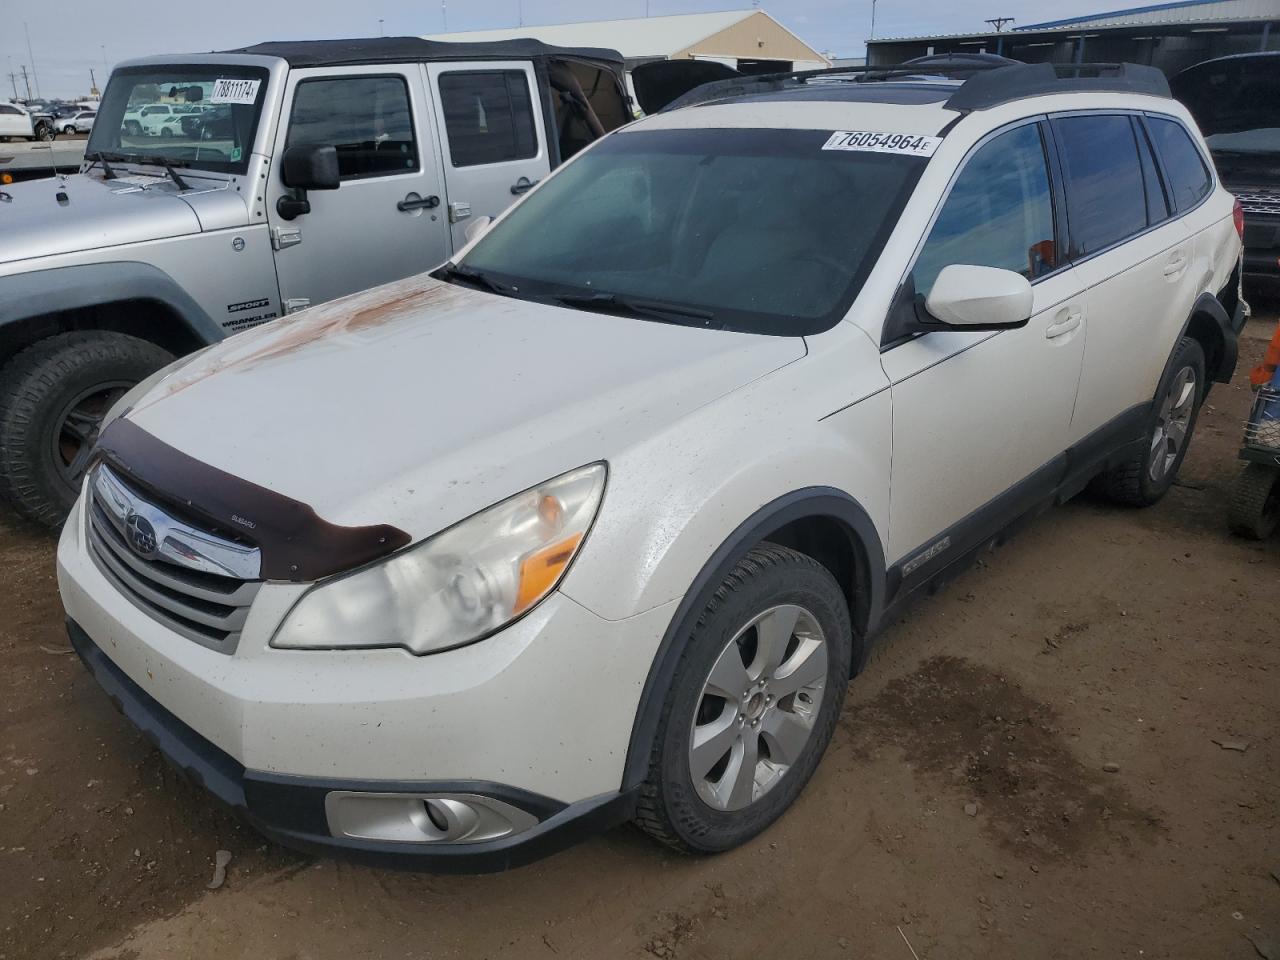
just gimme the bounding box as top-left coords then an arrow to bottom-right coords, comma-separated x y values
553,292 -> 717,326
92,152 -> 193,190
85,151 -> 118,180
434,263 -> 517,296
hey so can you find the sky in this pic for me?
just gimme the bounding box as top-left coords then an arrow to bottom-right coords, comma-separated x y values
1,0 -> 1161,100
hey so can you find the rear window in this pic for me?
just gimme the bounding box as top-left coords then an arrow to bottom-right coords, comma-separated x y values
1147,117 -> 1212,212
438,71 -> 537,167
1052,114 -> 1149,257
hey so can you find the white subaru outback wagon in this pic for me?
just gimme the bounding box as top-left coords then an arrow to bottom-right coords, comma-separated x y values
57,61 -> 1245,870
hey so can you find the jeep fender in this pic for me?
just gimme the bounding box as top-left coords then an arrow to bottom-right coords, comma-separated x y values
0,261 -> 226,348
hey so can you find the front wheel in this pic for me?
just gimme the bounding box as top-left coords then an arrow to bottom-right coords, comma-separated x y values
34,121 -> 54,141
0,332 -> 173,527
634,543 -> 852,853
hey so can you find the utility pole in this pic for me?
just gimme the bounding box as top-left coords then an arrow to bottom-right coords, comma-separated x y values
378,18 -> 385,35
90,68 -> 98,96
7,71 -> 18,100
23,22 -> 40,99
20,65 -> 32,101
442,0 -> 448,30
985,17 -> 1015,32
870,0 -> 877,40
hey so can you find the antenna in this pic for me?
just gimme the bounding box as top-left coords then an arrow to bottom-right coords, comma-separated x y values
985,17 -> 1015,32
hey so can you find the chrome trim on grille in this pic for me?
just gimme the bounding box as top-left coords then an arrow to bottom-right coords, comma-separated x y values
85,464 -> 262,653
1236,192 -> 1280,215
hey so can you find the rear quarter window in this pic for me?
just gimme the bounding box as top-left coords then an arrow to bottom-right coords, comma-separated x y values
1147,117 -> 1213,212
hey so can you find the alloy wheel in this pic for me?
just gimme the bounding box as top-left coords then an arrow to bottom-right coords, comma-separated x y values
50,382 -> 130,489
1149,365 -> 1197,483
688,604 -> 828,811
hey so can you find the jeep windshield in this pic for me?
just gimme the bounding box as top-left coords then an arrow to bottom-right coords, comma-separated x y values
86,64 -> 269,175
453,127 -> 927,336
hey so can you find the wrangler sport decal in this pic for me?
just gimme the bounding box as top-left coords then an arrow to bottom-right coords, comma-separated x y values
822,131 -> 942,157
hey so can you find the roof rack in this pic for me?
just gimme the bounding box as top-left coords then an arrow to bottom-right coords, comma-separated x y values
662,58 -> 1171,114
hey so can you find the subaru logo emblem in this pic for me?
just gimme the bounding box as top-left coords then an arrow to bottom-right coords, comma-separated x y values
125,512 -> 159,559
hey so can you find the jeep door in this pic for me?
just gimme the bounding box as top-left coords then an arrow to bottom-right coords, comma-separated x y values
266,64 -> 451,312
881,120 -> 1087,574
425,61 -> 553,249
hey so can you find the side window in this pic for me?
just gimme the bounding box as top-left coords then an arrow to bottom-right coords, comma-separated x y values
288,75 -> 419,181
1135,119 -> 1170,225
1147,117 -> 1212,212
438,71 -> 537,167
0,105 -> 18,115
1052,114 -> 1148,256
912,123 -> 1057,298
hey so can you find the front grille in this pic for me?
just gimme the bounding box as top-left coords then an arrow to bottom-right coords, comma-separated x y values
1236,191 -> 1280,216
85,464 -> 262,653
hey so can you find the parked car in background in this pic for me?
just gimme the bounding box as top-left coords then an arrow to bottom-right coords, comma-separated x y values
57,60 -> 1244,871
1172,52 -> 1280,293
54,109 -> 96,135
0,101 -> 55,141
0,37 -> 631,525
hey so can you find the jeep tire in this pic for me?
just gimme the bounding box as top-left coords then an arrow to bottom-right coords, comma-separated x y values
634,543 -> 852,853
0,332 -> 172,527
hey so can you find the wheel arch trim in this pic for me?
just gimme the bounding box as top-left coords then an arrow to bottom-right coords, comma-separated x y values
619,486 -> 886,792
0,262 -> 226,350
1180,290 -> 1236,385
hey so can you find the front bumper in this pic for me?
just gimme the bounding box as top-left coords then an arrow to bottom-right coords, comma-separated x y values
57,496 -> 676,869
68,620 -> 635,871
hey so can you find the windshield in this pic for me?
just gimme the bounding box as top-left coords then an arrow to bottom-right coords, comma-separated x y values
458,127 -> 926,336
86,64 -> 269,174
1173,57 -> 1280,157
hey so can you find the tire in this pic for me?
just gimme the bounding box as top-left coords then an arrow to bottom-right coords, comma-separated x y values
0,332 -> 172,527
634,543 -> 853,854
160,127 -> 173,138
1093,336 -> 1206,507
124,120 -> 142,137
35,121 -> 54,142
1228,464 -> 1280,540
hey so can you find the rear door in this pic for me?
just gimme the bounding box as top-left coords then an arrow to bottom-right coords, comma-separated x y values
1052,113 -> 1199,445
266,65 -> 451,312
426,61 -> 552,249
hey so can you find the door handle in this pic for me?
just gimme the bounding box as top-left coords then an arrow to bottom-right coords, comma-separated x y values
1163,252 -> 1187,278
397,193 -> 440,212
510,176 -> 539,195
1045,308 -> 1082,339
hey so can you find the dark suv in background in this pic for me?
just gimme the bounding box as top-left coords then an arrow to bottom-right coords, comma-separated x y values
1172,52 -> 1280,294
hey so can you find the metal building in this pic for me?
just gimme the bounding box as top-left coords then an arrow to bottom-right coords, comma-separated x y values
867,0 -> 1280,74
425,9 -> 829,74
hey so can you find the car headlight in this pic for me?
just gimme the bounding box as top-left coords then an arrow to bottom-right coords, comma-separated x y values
271,463 -> 607,654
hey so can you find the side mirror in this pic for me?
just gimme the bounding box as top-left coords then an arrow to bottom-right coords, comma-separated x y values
924,264 -> 1033,329
463,215 -> 494,244
281,143 -> 340,191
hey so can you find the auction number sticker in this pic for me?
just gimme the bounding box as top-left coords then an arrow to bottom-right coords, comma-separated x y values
822,131 -> 941,157
210,78 -> 262,105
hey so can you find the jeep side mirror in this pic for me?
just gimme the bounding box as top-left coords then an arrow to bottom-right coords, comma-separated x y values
281,144 -> 340,191
924,264 -> 1032,330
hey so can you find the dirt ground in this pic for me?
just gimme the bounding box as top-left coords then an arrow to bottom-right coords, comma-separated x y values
2,313 -> 1277,960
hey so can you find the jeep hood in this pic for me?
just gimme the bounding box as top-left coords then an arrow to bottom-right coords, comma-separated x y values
0,172 -> 202,264
122,274 -> 805,544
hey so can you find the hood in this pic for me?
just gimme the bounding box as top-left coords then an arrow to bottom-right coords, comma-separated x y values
124,274 -> 805,542
0,172 -> 202,264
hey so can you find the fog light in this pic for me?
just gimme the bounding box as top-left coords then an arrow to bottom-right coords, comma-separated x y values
325,791 -> 538,844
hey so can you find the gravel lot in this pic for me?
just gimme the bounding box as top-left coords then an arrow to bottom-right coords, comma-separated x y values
2,311 -> 1277,960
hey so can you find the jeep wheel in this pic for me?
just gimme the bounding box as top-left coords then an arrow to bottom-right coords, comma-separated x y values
35,121 -> 54,142
1093,337 -> 1205,507
0,332 -> 173,527
634,543 -> 852,853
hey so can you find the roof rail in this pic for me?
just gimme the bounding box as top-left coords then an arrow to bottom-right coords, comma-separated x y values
944,62 -> 1170,111
662,58 -> 1171,114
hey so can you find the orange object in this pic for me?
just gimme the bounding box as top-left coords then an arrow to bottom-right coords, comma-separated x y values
514,533 -> 583,613
1250,322 -> 1280,387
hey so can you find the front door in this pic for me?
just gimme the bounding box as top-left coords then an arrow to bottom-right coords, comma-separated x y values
426,61 -> 552,249
882,120 -> 1087,571
266,65 -> 451,312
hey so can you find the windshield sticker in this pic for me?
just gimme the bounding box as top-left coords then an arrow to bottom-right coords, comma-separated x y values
822,131 -> 941,157
229,147 -> 242,162
210,78 -> 261,105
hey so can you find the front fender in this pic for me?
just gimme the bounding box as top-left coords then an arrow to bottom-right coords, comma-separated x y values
0,261 -> 225,345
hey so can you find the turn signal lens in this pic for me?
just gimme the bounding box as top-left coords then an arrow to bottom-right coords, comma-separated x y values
515,533 -> 583,613
1233,197 -> 1245,240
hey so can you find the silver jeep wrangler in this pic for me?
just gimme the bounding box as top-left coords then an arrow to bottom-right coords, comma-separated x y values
0,38 -> 629,525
